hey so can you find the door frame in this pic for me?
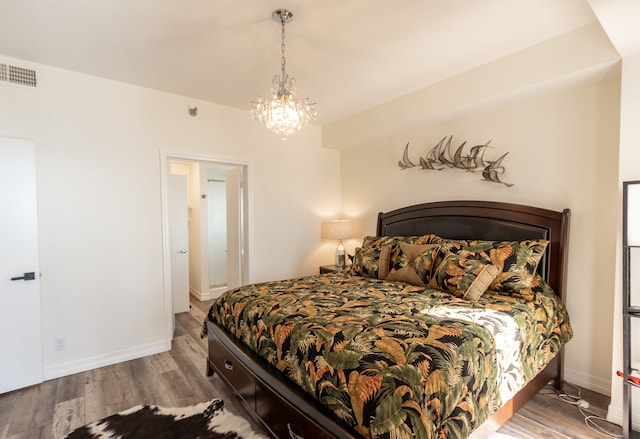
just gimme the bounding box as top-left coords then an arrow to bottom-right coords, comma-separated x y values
160,151 -> 251,342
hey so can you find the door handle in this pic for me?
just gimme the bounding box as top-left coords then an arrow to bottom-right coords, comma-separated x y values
11,272 -> 35,281
177,249 -> 188,254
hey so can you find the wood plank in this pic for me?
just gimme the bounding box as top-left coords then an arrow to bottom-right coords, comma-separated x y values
0,389 -> 16,427
5,385 -> 35,436
158,369 -> 197,406
493,413 -> 571,438
55,372 -> 84,402
82,368 -> 106,423
177,308 -> 209,350
51,397 -> 84,438
149,351 -> 179,374
190,297 -> 214,314
172,335 -> 209,377
513,397 -> 615,438
101,362 -> 134,410
126,356 -> 173,408
177,307 -> 205,332
16,424 -> 51,439
30,379 -> 58,428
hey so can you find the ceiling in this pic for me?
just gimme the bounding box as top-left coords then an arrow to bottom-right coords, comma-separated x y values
0,1 -> 623,126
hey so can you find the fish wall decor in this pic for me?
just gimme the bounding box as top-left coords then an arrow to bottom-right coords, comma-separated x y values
398,135 -> 513,187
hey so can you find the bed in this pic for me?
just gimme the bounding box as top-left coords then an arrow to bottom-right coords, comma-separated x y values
204,200 -> 572,438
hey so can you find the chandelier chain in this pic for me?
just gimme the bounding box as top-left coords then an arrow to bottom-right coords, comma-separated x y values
280,17 -> 286,80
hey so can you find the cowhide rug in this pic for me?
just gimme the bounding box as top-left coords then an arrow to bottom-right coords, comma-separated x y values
61,398 -> 268,439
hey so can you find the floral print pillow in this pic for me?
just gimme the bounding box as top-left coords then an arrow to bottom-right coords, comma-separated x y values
350,235 -> 435,279
457,239 -> 548,298
428,252 -> 500,301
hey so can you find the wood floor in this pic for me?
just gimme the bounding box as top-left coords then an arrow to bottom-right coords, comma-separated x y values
0,297 -> 622,439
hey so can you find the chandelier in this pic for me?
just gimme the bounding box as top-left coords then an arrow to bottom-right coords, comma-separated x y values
251,9 -> 317,140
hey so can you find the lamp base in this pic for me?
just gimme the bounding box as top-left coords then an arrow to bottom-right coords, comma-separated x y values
335,241 -> 346,268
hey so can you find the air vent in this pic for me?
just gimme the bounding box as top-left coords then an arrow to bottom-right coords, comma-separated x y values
0,63 -> 37,87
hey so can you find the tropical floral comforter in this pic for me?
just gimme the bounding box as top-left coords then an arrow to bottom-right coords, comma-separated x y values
206,273 -> 572,439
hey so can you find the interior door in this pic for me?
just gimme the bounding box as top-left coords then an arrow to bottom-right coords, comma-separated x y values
0,137 -> 42,393
225,167 -> 242,289
169,173 -> 189,314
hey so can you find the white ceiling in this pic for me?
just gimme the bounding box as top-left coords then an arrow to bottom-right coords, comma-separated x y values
0,1 -> 613,125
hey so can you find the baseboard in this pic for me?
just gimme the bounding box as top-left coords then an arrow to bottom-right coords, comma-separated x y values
607,402 -> 637,431
564,366 -> 611,396
42,339 -> 171,381
190,286 -> 227,301
190,286 -> 211,301
607,390 -> 640,430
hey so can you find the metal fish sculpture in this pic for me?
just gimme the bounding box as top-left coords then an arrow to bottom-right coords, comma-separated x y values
421,136 -> 447,170
481,152 -> 513,187
452,141 -> 469,169
438,136 -> 456,167
398,136 -> 513,186
398,142 -> 416,169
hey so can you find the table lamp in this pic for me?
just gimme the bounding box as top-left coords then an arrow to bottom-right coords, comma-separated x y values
322,219 -> 353,268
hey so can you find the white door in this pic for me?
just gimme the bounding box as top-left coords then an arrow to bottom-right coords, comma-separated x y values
169,174 -> 189,314
225,167 -> 242,289
0,137 -> 42,393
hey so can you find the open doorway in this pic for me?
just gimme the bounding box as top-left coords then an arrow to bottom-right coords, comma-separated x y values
161,153 -> 249,337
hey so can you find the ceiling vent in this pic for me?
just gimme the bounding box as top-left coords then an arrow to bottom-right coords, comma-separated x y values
0,63 -> 37,87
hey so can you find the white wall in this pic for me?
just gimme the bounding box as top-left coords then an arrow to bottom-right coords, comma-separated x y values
340,75 -> 621,396
0,54 -> 340,379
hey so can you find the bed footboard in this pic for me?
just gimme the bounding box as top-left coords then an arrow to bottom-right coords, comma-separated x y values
207,320 -> 563,439
207,320 -> 358,439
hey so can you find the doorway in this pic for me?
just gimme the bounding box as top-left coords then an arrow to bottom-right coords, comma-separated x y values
161,153 -> 249,339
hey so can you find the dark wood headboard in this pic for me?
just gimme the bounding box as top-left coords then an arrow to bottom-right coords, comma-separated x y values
376,200 -> 570,302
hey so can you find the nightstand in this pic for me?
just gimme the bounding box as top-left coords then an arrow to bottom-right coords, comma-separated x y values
319,265 -> 349,274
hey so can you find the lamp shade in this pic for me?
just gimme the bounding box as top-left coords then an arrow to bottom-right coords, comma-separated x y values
627,182 -> 640,246
322,219 -> 353,241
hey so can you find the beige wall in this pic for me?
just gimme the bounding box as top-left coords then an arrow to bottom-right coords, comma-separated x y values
340,76 -> 621,396
323,23 -> 619,150
0,54 -> 340,379
609,52 -> 640,427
